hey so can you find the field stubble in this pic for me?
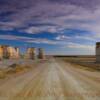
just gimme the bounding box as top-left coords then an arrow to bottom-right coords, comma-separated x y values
56,56 -> 100,71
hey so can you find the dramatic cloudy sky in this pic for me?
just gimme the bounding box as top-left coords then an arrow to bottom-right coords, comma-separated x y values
0,0 -> 100,55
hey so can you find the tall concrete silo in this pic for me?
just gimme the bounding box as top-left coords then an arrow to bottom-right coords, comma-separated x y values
0,45 -> 10,59
38,48 -> 45,59
25,48 -> 36,59
96,42 -> 100,63
15,47 -> 20,58
3,46 -> 9,59
7,47 -> 20,59
0,46 -> 4,59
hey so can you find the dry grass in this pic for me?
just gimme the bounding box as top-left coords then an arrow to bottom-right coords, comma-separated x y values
0,64 -> 32,79
7,64 -> 31,74
56,56 -> 100,71
0,70 -> 6,79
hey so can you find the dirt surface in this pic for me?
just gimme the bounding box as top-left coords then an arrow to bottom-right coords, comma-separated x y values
0,58 -> 100,100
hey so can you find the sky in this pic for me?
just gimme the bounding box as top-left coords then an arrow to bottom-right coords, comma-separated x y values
0,0 -> 100,55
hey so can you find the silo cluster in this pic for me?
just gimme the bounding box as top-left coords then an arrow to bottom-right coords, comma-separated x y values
96,42 -> 100,63
25,48 -> 45,60
0,45 -> 20,59
0,45 -> 45,60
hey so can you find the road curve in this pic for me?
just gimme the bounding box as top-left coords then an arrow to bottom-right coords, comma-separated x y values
0,58 -> 100,100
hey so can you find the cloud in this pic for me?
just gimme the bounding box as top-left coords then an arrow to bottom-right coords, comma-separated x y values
27,39 -> 58,44
74,35 -> 96,41
55,35 -> 70,40
22,25 -> 59,34
66,42 -> 95,50
0,35 -> 33,41
0,0 -> 100,35
0,0 -> 99,55
55,34 -> 97,42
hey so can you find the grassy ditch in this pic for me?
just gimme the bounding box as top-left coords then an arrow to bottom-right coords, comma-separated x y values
0,64 -> 32,79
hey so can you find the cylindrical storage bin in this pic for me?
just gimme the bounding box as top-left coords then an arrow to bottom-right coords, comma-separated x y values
38,48 -> 45,59
96,42 -> 100,63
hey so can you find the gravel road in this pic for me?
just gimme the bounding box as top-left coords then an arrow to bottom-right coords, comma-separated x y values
0,58 -> 100,100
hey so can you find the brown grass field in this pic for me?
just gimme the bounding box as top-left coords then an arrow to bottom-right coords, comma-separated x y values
54,55 -> 100,71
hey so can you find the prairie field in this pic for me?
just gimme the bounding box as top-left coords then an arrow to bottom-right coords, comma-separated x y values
54,56 -> 100,71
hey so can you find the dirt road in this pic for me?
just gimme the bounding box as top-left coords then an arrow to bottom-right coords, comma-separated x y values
0,58 -> 100,100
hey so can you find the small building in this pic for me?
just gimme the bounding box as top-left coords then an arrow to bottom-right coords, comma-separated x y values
96,42 -> 100,63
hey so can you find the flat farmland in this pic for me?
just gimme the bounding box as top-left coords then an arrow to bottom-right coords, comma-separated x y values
55,56 -> 100,71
